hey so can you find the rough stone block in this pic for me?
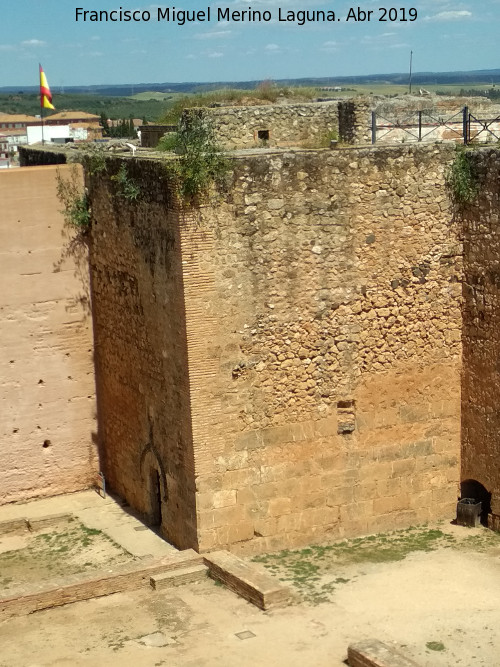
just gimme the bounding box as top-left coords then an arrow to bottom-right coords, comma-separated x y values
203,550 -> 292,610
216,521 -> 254,545
391,459 -> 416,477
348,639 -> 421,667
268,497 -> 292,516
150,564 -> 208,590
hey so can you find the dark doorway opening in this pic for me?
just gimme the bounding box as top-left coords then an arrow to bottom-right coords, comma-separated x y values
258,129 -> 270,141
460,479 -> 491,526
149,468 -> 162,527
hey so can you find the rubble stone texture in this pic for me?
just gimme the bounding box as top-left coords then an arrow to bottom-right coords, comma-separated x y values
189,101 -> 341,149
89,144 -> 462,553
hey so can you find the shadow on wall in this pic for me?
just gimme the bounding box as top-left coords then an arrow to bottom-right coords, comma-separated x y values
53,228 -> 92,318
53,165 -> 92,319
460,479 -> 492,526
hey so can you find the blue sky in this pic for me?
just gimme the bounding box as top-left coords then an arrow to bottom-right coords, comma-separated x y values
0,1 -> 498,87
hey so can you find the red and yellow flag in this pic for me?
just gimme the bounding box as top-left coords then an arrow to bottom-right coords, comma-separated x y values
39,64 -> 55,110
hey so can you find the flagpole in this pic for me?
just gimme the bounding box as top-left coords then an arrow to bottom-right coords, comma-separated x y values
39,64 -> 45,145
409,50 -> 413,95
39,64 -> 55,143
40,91 -> 44,145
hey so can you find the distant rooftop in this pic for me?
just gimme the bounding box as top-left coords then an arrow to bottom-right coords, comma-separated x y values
46,111 -> 100,121
0,114 -> 39,124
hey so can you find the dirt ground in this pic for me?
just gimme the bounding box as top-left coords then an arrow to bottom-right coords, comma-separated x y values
1,522 -> 500,667
0,519 -> 136,597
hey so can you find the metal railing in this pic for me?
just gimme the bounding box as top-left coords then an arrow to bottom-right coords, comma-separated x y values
371,106 -> 500,145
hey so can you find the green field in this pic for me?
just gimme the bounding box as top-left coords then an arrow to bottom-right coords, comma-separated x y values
0,93 -> 170,121
129,91 -> 186,102
317,82 -> 497,97
1,81 -> 497,125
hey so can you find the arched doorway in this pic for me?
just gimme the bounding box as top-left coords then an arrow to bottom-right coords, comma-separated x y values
140,442 -> 167,529
460,479 -> 491,526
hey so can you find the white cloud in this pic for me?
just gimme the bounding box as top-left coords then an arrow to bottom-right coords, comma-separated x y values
207,50 -> 223,58
362,32 -> 400,44
21,39 -> 46,47
265,43 -> 280,50
195,30 -> 232,39
424,10 -> 472,21
0,44 -> 15,51
321,40 -> 337,52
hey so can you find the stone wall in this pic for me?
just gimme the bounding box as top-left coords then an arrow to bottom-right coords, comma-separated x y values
338,99 -> 371,145
191,144 -> 461,553
87,144 -> 461,554
462,148 -> 500,519
196,102 -> 340,149
139,125 -> 177,148
88,159 -> 198,549
19,146 -> 67,166
0,165 -> 97,503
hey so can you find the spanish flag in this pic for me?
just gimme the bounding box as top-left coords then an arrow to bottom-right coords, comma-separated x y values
39,64 -> 55,110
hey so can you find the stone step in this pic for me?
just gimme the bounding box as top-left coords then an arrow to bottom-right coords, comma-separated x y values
0,549 -> 204,619
150,564 -> 208,590
203,550 -> 292,610
348,639 -> 421,667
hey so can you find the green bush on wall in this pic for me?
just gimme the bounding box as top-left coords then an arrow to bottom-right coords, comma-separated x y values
56,167 -> 91,232
447,146 -> 479,207
158,110 -> 230,204
111,164 -> 141,202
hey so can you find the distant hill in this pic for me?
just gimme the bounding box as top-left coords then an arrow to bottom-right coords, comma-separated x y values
0,92 -> 169,121
3,69 -> 500,97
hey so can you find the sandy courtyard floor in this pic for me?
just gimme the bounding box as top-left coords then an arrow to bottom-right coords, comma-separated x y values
1,523 -> 499,667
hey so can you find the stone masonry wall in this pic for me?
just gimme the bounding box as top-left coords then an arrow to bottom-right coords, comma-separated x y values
338,100 -> 371,145
88,159 -> 198,549
188,144 -> 462,553
88,144 -> 461,555
0,165 -> 97,503
462,148 -> 500,517
197,102 -> 340,149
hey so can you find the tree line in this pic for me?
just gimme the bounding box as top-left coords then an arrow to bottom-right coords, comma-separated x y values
100,112 -> 144,138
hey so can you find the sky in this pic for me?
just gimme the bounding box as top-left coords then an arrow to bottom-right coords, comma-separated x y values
0,0 -> 498,87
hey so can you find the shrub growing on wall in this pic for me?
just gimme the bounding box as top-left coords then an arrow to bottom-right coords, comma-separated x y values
159,110 -> 230,204
111,163 -> 141,202
447,147 -> 479,209
56,166 -> 91,233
